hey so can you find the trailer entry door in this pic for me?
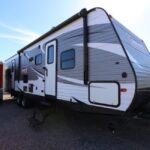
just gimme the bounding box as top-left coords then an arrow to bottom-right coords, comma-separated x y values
45,40 -> 57,97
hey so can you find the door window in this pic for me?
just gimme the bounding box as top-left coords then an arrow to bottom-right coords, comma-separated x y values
47,45 -> 54,64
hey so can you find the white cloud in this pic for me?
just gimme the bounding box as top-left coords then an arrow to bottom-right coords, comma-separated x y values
0,22 -> 40,44
0,34 -> 34,43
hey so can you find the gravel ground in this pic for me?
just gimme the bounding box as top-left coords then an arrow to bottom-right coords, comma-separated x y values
0,100 -> 150,150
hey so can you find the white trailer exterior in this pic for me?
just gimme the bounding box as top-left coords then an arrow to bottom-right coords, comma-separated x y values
5,8 -> 150,115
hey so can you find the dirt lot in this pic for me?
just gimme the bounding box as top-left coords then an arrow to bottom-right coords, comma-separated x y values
0,99 -> 150,150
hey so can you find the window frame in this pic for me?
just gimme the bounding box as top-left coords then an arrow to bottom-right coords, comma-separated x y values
60,49 -> 75,70
47,45 -> 54,64
11,60 -> 16,72
35,54 -> 42,65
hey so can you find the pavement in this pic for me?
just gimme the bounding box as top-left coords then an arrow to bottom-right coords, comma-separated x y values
0,96 -> 150,150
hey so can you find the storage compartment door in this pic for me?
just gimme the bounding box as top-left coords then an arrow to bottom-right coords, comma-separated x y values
89,82 -> 120,107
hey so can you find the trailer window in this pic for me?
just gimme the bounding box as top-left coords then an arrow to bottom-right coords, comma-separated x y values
23,75 -> 28,83
47,45 -> 54,64
11,63 -> 15,72
61,49 -> 75,70
11,60 -> 15,72
35,54 -> 42,65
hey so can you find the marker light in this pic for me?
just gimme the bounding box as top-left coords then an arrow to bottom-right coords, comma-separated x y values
120,88 -> 127,92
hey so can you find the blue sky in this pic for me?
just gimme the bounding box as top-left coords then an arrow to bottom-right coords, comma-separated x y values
0,0 -> 149,61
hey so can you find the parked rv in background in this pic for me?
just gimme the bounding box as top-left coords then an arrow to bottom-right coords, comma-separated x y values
4,8 -> 150,115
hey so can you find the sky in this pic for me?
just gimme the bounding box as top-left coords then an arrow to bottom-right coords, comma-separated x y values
0,0 -> 150,61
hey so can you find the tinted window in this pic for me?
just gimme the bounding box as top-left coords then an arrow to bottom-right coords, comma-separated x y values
47,45 -> 54,64
35,54 -> 42,65
61,49 -> 75,70
23,75 -> 28,83
11,63 -> 15,72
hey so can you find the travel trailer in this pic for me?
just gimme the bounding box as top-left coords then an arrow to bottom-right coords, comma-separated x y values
5,8 -> 150,115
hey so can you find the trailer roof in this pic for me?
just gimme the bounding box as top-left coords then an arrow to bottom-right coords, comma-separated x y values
5,53 -> 18,62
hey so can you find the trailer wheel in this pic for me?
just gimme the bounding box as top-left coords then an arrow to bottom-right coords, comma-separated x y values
21,97 -> 28,108
16,97 -> 22,106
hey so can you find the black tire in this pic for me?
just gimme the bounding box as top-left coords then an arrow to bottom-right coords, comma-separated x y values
21,97 -> 28,108
0,99 -> 3,104
16,97 -> 22,106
